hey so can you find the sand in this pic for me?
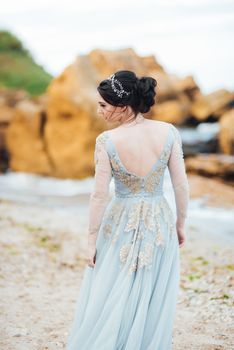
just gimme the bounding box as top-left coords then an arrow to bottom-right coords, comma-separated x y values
0,174 -> 233,350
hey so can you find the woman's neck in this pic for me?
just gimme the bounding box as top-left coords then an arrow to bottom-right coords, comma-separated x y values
120,113 -> 145,127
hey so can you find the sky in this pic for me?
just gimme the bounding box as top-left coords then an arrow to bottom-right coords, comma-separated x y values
0,0 -> 234,94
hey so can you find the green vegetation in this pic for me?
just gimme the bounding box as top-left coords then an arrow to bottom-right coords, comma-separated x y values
36,235 -> 61,252
0,30 -> 53,95
210,294 -> 230,300
187,273 -> 202,281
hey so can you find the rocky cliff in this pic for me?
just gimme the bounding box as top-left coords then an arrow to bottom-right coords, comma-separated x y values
2,48 -> 234,178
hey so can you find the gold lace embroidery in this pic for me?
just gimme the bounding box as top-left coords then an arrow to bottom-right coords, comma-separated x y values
142,202 -> 155,231
110,157 -> 119,171
102,198 -> 175,239
102,201 -> 125,241
110,156 -> 142,193
111,225 -> 123,244
138,243 -> 154,269
108,127 -> 173,194
124,199 -> 166,234
144,165 -> 164,193
155,230 -> 164,246
102,223 -> 112,239
120,244 -> 132,264
109,201 -> 124,222
94,132 -> 109,164
124,201 -> 143,232
144,144 -> 171,193
119,242 -> 155,275
123,200 -> 176,274
101,198 -> 176,274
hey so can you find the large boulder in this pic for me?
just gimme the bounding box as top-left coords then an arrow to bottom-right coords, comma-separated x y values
185,153 -> 234,180
0,89 -> 29,172
190,89 -> 234,121
6,99 -> 53,175
44,48 -> 198,178
3,48 -> 207,178
45,62 -> 107,178
218,109 -> 234,155
152,94 -> 191,124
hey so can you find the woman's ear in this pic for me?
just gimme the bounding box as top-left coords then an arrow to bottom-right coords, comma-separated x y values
120,105 -> 128,112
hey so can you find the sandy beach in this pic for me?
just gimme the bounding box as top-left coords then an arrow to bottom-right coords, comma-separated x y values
0,173 -> 233,350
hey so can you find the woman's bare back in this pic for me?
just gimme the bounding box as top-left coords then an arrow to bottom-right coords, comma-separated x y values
107,120 -> 171,178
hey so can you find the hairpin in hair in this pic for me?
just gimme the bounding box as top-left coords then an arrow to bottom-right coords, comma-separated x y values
107,73 -> 131,98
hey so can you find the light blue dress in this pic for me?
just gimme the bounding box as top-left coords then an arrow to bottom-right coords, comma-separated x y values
67,126 -> 180,350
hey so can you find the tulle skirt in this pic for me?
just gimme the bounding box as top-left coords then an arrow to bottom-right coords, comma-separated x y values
66,195 -> 180,350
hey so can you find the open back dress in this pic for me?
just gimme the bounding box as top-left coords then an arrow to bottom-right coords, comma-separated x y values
66,120 -> 190,350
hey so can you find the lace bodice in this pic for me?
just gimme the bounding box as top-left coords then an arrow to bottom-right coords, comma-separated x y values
87,121 -> 190,242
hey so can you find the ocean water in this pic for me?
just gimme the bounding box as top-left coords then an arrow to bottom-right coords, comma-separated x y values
0,169 -> 233,244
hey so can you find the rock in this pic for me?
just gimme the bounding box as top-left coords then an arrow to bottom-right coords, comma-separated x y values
44,48 -> 199,178
0,88 -> 28,108
0,89 -> 29,172
45,62 -> 107,179
6,100 -> 53,175
89,48 -> 148,77
1,48 -> 214,178
169,75 -> 200,100
152,94 -> 191,124
185,153 -> 234,180
88,48 -> 199,104
141,54 -> 164,73
148,71 -> 200,103
218,109 -> 234,155
190,89 -> 234,121
0,106 -> 13,172
150,71 -> 178,102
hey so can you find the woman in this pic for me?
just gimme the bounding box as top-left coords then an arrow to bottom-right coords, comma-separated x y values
66,70 -> 189,349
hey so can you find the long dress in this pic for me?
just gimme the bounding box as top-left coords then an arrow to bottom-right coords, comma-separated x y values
66,121 -> 189,350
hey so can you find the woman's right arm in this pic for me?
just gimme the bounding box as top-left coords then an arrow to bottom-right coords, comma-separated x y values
168,125 -> 190,245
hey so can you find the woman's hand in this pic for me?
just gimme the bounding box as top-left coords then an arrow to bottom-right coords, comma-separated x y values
176,222 -> 186,248
86,242 -> 97,268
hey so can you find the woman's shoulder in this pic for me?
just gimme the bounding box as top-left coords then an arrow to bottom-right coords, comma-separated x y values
95,130 -> 109,146
148,119 -> 173,133
152,120 -> 180,134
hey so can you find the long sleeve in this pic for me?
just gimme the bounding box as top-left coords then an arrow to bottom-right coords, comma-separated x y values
87,133 -> 112,245
168,125 -> 190,227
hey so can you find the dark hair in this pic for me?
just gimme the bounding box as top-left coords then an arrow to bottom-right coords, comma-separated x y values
97,70 -> 157,115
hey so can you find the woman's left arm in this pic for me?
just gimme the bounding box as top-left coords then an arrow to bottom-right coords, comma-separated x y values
87,133 -> 112,246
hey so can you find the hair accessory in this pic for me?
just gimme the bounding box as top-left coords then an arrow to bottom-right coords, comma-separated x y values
107,74 -> 131,98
